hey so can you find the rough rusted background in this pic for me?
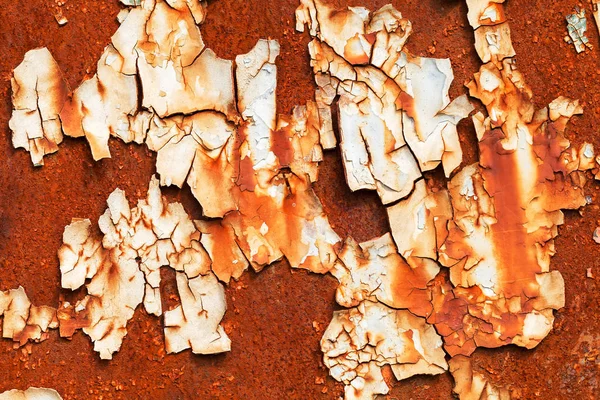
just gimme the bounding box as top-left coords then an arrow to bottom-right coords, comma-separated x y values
0,0 -> 599,398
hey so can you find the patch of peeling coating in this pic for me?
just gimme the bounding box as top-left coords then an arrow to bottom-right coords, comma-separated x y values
51,0 -> 234,161
0,388 -> 63,400
57,176 -> 230,359
296,0 -> 473,207
429,0 -> 589,362
9,48 -> 69,166
565,7 -> 592,53
60,44 -> 147,160
321,300 -> 447,399
421,0 -> 594,397
449,356 -> 510,400
164,272 -> 230,355
0,287 -> 58,347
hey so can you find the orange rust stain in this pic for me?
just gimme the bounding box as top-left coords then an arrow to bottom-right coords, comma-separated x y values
271,125 -> 293,167
235,155 -> 257,193
364,32 -> 377,46
533,121 -> 570,179
389,258 -> 433,318
57,302 -> 91,338
96,78 -> 106,98
343,34 -> 370,65
479,127 -> 539,298
396,91 -> 416,119
203,222 -> 245,282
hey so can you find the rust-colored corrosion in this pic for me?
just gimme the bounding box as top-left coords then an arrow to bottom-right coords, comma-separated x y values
1,0 -> 600,399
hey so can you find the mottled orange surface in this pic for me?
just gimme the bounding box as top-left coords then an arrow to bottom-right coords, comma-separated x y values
0,0 -> 599,398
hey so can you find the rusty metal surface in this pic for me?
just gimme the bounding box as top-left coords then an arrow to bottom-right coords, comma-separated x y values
0,0 -> 599,398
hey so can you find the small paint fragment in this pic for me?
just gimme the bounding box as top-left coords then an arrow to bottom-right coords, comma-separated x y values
565,7 -> 592,53
0,287 -> 58,346
592,1 -> 600,37
587,267 -> 594,278
54,10 -> 68,26
593,227 -> 600,244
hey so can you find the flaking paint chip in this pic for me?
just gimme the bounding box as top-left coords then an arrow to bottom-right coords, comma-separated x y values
54,11 -> 68,26
57,176 -> 230,359
565,7 -> 592,53
0,287 -> 58,346
297,0 -> 473,205
164,272 -> 231,354
593,227 -> 600,244
321,300 -> 447,399
9,48 -> 68,166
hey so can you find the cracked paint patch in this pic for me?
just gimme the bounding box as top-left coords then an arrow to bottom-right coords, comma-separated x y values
0,287 -> 58,347
321,300 -> 447,400
294,0 -> 472,396
430,0 -> 589,360
565,7 -> 592,53
420,1 -> 594,398
293,0 -> 465,396
164,271 -> 230,355
9,48 -> 69,166
57,176 -> 229,359
55,0 -> 235,161
18,0 -> 340,276
297,0 -> 473,207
